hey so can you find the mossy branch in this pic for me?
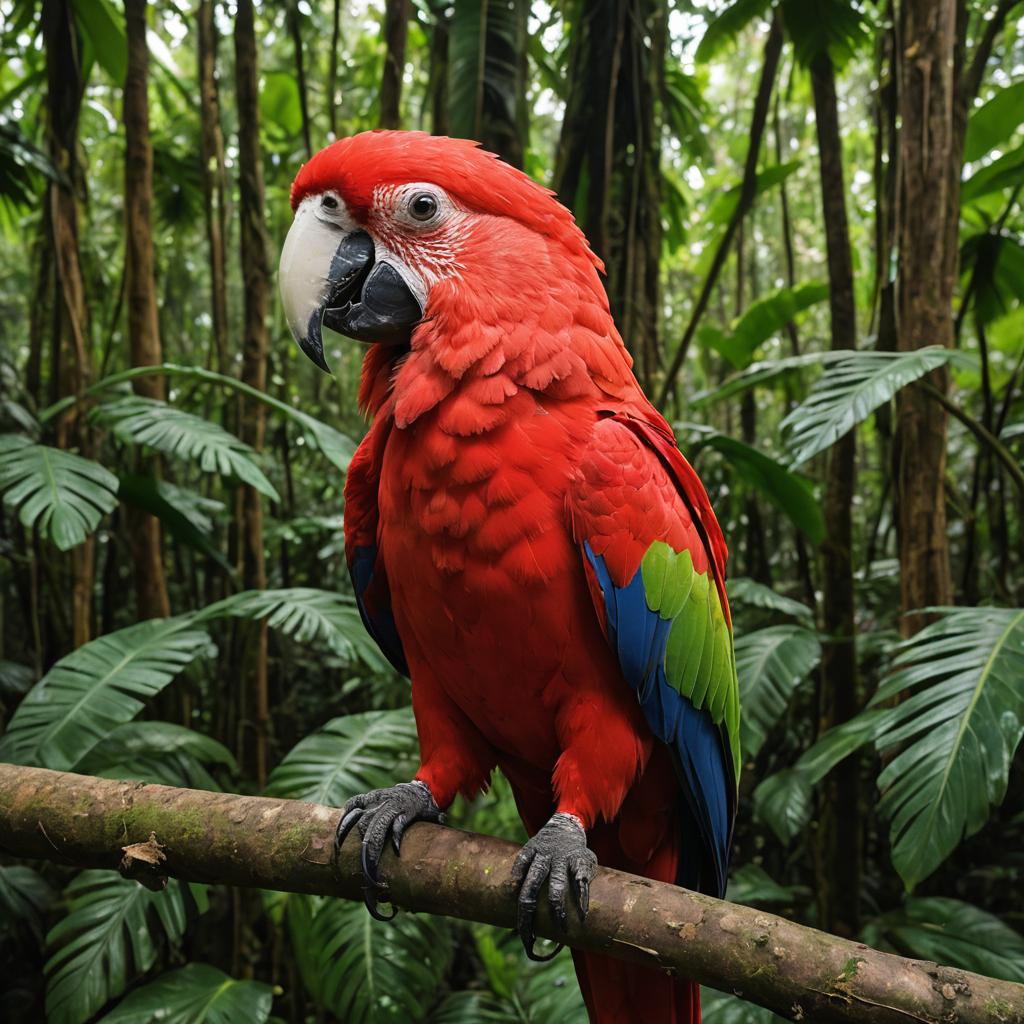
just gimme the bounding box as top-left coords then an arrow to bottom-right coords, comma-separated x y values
1,764 -> 1022,1024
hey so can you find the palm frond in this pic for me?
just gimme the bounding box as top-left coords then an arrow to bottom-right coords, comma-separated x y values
726,578 -> 813,623
0,434 -> 119,550
871,607 -> 1024,888
0,864 -> 54,943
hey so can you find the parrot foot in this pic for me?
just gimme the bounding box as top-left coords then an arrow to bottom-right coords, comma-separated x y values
511,812 -> 597,962
333,780 -> 442,922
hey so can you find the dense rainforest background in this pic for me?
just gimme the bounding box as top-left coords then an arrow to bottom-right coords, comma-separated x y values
0,0 -> 1023,1020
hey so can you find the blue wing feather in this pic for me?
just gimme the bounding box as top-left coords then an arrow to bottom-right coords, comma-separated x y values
350,545 -> 409,677
584,542 -> 732,897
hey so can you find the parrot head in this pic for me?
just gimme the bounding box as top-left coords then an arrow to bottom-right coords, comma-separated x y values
279,130 -> 602,373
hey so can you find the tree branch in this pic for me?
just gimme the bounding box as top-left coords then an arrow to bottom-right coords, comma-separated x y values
1,764 -> 1022,1024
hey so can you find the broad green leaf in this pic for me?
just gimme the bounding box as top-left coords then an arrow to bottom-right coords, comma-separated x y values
726,578 -> 814,622
962,142 -> 1024,203
735,625 -> 821,756
871,607 -> 1024,889
965,81 -> 1024,162
0,864 -> 54,943
92,396 -> 279,501
0,616 -> 213,771
691,351 -> 844,408
71,0 -> 127,83
97,963 -> 272,1024
0,434 -> 119,550
961,232 -> 1024,326
206,587 -> 389,671
288,894 -> 450,1023
706,161 -> 801,227
75,721 -> 237,791
689,431 -> 825,544
710,282 -> 829,369
727,864 -> 807,906
780,347 -> 959,466
862,898 -> 1024,983
266,708 -> 418,806
45,872 -> 198,1024
260,71 -> 303,137
695,0 -> 773,62
0,658 -> 35,695
783,0 -> 871,67
702,988 -> 787,1022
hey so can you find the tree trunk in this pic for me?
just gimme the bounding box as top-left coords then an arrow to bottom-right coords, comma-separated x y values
197,0 -> 230,375
287,2 -> 313,157
2,765 -> 1022,1024
42,0 -> 94,649
427,1 -> 450,136
123,0 -> 171,623
379,0 -> 410,129
894,0 -> 957,635
234,0 -> 271,786
810,51 -> 861,938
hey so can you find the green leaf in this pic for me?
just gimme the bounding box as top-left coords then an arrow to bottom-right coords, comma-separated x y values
702,988 -> 787,1022
0,658 -> 35,696
862,898 -> 1024,983
260,71 -> 303,137
735,625 -> 821,756
962,142 -> 1024,204
780,347 -> 958,466
70,0 -> 127,83
871,607 -> 1024,889
691,432 -> 825,544
288,894 -> 450,1023
266,708 -> 418,806
695,0 -> 773,63
75,721 -> 237,790
726,578 -> 813,622
706,161 -> 801,227
965,81 -> 1024,162
97,963 -> 273,1024
710,283 -> 829,369
0,616 -> 213,771
961,232 -> 1024,326
0,864 -> 54,943
783,0 -> 871,68
727,864 -> 807,906
0,434 -> 119,550
45,872 -> 197,1024
691,351 -> 842,408
207,588 -> 389,671
92,396 -> 279,501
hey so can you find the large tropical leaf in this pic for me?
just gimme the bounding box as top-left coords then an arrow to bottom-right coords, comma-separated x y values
75,721 -> 237,790
702,989 -> 786,1023
861,898 -> 1024,983
727,863 -> 807,907
735,625 -> 822,757
45,872 -> 197,1024
707,282 -> 830,370
0,434 -> 119,550
288,894 -> 451,1024
0,864 -> 54,943
266,708 -> 418,806
780,347 -> 959,466
0,616 -> 213,771
92,396 -> 279,500
871,607 -> 1024,889
961,141 -> 1024,204
754,711 -> 884,843
706,161 -> 801,228
97,963 -> 272,1024
685,430 -> 825,544
695,0 -> 773,62
692,351 -> 842,409
965,81 -> 1024,163
208,588 -> 389,671
726,578 -> 813,623
783,0 -> 871,67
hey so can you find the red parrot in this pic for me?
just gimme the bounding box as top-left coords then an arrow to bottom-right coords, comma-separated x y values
279,131 -> 740,1024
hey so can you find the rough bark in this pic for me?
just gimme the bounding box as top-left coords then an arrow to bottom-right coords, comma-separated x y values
379,0 -> 410,129
197,0 -> 230,374
0,765 -> 1021,1024
234,0 -> 271,786
894,0 -> 957,635
810,52 -> 861,938
657,14 -> 783,408
123,0 -> 171,623
42,0 -> 94,649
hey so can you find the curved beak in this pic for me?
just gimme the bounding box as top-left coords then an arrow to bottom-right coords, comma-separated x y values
279,202 -> 423,373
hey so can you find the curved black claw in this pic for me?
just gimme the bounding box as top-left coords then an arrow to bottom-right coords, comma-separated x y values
510,813 -> 597,961
333,781 -> 442,921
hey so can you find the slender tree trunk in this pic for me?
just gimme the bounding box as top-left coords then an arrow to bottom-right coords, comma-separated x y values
893,0 -> 957,635
198,0 -> 230,374
42,0 -> 94,649
288,2 -> 313,158
379,0 -> 410,129
234,0 -> 271,786
427,1 -> 450,136
810,52 -> 861,938
328,0 -> 342,137
123,0 -> 171,622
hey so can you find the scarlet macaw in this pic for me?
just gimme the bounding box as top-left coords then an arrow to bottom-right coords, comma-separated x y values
279,131 -> 740,1024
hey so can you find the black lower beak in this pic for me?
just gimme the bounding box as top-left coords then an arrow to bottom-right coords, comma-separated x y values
298,230 -> 422,372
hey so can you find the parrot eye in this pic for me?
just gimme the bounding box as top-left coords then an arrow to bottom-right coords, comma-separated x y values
408,192 -> 439,222
321,194 -> 339,211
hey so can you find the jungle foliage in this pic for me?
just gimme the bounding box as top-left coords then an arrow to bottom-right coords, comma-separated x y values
0,0 -> 1023,1021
